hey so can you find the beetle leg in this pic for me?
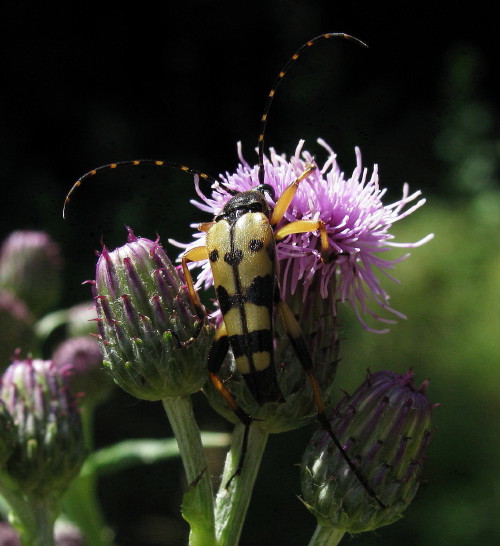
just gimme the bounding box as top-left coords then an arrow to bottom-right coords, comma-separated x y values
275,218 -> 336,263
277,299 -> 386,508
207,321 -> 253,485
270,164 -> 316,226
198,222 -> 216,232
181,246 -> 209,320
167,246 -> 209,348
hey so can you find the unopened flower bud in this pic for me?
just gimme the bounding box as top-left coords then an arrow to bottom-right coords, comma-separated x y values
52,336 -> 114,408
66,301 -> 99,338
0,522 -> 20,546
0,290 -> 36,370
0,231 -> 62,317
0,359 -> 85,499
0,521 -> 84,546
301,370 -> 435,533
93,229 -> 213,401
0,399 -> 16,465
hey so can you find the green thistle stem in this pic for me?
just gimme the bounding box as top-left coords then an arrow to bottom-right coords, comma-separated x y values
214,424 -> 269,546
5,493 -> 57,546
62,406 -> 111,545
308,524 -> 345,546
162,396 -> 215,546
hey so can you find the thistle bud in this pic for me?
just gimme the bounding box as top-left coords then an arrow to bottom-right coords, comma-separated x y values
0,521 -> 84,546
52,336 -> 114,408
93,229 -> 212,401
0,399 -> 16,465
0,231 -> 62,317
0,359 -> 85,499
0,522 -> 20,546
0,290 -> 36,370
301,370 -> 435,533
66,301 -> 100,338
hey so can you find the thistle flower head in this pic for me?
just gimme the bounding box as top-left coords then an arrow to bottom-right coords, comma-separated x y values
301,370 -> 436,533
93,228 -> 213,401
174,140 -> 433,332
0,358 -> 85,499
0,231 -> 62,317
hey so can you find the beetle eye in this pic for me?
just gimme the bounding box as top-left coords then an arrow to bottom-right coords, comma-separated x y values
254,184 -> 276,201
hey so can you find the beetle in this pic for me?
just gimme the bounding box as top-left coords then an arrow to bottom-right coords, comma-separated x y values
64,33 -> 384,507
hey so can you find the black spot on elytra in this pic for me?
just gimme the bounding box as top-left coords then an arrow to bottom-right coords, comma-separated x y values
248,239 -> 263,252
245,275 -> 274,307
216,285 -> 232,315
209,249 -> 219,262
224,249 -> 243,266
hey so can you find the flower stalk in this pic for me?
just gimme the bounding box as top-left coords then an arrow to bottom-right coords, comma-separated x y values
214,424 -> 269,546
162,396 -> 216,546
308,524 -> 345,546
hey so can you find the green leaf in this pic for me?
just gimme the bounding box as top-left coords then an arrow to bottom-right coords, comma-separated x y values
181,471 -> 216,546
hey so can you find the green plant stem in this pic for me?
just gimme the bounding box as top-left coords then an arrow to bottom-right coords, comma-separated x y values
308,524 -> 345,546
62,406 -> 111,545
214,424 -> 269,546
4,492 -> 57,546
162,396 -> 215,546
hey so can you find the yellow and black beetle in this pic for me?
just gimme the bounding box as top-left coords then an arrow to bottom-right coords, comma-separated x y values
64,33 -> 384,507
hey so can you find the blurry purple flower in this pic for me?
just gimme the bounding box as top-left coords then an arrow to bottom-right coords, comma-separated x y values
0,290 -> 36,369
172,140 -> 433,332
0,522 -> 20,546
52,336 -> 113,408
0,231 -> 62,317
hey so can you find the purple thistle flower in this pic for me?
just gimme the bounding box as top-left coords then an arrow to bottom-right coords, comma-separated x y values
172,140 -> 433,332
52,336 -> 114,408
0,231 -> 63,317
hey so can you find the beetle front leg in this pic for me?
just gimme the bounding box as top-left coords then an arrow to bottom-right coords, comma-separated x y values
168,246 -> 209,348
270,164 -> 316,226
275,219 -> 341,263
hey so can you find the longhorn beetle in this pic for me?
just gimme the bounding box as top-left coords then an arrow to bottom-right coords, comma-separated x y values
64,33 -> 385,508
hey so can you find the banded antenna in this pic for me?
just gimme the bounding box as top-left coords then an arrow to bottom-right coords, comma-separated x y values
257,32 -> 368,185
63,33 -> 367,218
63,160 -> 218,219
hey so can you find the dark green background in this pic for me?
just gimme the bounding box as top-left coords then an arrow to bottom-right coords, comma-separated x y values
1,2 -> 499,545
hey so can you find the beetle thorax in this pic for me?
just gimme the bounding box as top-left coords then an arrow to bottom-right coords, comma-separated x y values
216,191 -> 271,222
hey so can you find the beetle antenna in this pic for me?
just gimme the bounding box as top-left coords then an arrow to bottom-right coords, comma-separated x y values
63,159 -> 218,219
257,32 -> 368,185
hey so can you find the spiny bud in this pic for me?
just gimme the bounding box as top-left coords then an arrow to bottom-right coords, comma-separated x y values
0,231 -> 62,317
93,228 -> 213,401
0,359 -> 85,499
301,370 -> 435,533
